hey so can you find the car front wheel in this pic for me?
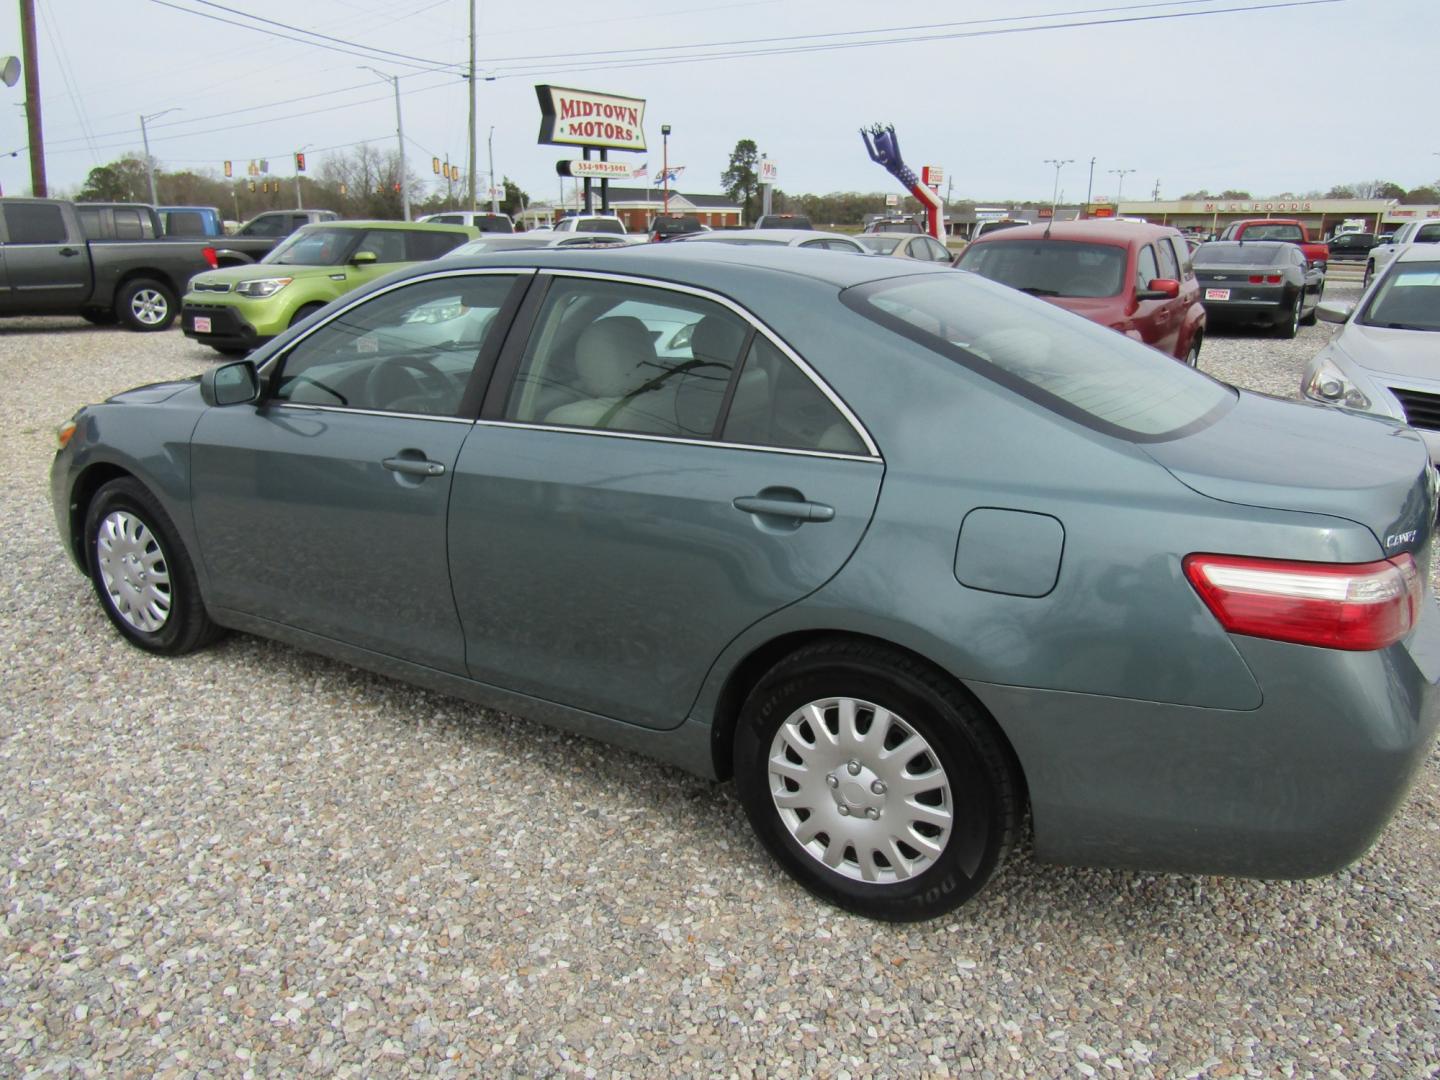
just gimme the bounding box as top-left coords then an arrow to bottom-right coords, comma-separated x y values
84,478 -> 221,655
734,641 -> 1022,921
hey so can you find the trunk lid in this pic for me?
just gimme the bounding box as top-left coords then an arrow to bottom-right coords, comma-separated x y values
1144,390 -> 1436,556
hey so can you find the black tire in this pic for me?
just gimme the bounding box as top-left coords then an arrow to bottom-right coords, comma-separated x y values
733,640 -> 1022,921
1184,338 -> 1201,367
1276,292 -> 1302,339
1300,291 -> 1319,326
115,278 -> 178,332
80,309 -> 117,326
1363,262 -> 1374,288
83,478 -> 222,655
289,302 -> 327,328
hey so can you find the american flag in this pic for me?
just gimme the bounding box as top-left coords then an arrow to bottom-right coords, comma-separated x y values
632,162 -> 648,179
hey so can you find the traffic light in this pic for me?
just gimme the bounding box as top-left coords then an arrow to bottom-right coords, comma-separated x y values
432,156 -> 440,175
223,160 -> 232,178
295,151 -> 306,172
248,180 -> 256,192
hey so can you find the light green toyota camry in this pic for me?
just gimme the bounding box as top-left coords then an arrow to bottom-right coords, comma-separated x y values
180,219 -> 477,354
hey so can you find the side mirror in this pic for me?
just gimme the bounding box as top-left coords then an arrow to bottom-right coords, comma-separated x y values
1138,278 -> 1180,300
1316,300 -> 1354,324
200,359 -> 260,407
351,250 -> 378,265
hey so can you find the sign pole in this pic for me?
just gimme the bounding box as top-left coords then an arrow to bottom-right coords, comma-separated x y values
600,147 -> 609,213
582,147 -> 593,214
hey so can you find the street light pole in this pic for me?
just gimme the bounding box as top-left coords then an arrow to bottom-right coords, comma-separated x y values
1084,156 -> 1097,211
1043,158 -> 1073,220
361,67 -> 409,221
661,124 -> 671,213
1109,168 -> 1135,205
139,108 -> 179,206
488,125 -> 498,213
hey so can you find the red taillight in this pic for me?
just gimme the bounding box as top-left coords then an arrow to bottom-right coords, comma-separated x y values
1183,553 -> 1422,652
1265,274 -> 1282,283
203,246 -> 218,269
1248,274 -> 1263,283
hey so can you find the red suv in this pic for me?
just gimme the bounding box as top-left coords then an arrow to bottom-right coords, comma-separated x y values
956,220 -> 1206,365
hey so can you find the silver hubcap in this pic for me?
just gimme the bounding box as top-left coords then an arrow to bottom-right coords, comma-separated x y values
130,289 -> 168,325
768,696 -> 952,884
96,511 -> 171,633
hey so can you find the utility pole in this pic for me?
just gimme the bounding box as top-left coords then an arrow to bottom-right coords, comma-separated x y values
1084,156 -> 1096,212
467,0 -> 477,211
488,125 -> 498,213
362,67 -> 409,220
139,108 -> 178,206
1043,158 -> 1072,220
19,0 -> 45,196
1152,178 -> 1161,201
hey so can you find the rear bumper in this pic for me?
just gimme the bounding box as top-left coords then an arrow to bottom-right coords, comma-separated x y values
1200,295 -> 1291,323
181,301 -> 269,350
970,605 -> 1440,879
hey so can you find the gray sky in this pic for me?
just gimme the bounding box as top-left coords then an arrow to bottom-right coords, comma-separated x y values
1,0 -> 1434,205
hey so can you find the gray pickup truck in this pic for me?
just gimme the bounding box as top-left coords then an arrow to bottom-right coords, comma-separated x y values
0,198 -> 218,331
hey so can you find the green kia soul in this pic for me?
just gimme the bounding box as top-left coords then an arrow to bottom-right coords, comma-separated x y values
181,220 -> 477,354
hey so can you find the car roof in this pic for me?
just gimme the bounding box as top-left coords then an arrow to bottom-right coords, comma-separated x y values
683,228 -> 853,244
971,220 -> 1180,246
415,241 -> 943,289
1396,243 -> 1440,264
300,219 -> 471,232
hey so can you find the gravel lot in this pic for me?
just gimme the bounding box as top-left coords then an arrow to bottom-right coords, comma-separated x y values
6,283 -> 1440,1078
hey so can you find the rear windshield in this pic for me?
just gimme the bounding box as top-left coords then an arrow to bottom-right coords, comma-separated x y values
956,239 -> 1127,298
1359,262 -> 1440,332
843,272 -> 1234,440
576,218 -> 624,234
474,215 -> 514,233
1238,223 -> 1303,242
1194,242 -> 1286,265
857,237 -> 903,254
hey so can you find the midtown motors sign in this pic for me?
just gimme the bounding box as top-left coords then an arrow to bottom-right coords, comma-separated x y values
536,86 -> 647,152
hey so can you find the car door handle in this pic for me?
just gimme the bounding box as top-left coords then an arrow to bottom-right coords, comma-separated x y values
383,456 -> 446,477
733,495 -> 835,522
58,247 -> 79,257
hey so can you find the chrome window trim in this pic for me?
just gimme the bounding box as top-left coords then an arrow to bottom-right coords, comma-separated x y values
536,268 -> 881,459
271,402 -> 477,426
476,419 -> 882,464
255,266 -> 536,377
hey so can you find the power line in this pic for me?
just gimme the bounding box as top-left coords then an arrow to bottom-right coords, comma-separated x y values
479,0 -> 1341,80
147,0 -> 462,75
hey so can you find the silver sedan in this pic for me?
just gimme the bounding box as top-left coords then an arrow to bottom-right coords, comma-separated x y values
1302,245 -> 1440,463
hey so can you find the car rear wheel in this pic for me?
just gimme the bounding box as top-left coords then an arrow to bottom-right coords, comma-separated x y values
1185,339 -> 1201,367
733,640 -> 1022,921
116,278 -> 178,332
84,478 -> 221,655
1277,293 -> 1302,339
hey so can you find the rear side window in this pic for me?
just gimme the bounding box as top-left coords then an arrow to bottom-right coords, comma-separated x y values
4,203 -> 67,243
843,273 -> 1234,441
76,207 -> 102,239
1166,237 -> 1192,277
241,215 -> 287,237
165,211 -> 206,236
113,209 -> 145,240
723,337 -> 867,455
1417,224 -> 1440,243
405,230 -> 470,261
1154,239 -> 1180,281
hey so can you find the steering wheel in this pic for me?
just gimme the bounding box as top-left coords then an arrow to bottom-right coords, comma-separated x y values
362,354 -> 448,411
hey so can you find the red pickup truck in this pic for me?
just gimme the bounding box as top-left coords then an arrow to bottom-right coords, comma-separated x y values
1218,219 -> 1328,272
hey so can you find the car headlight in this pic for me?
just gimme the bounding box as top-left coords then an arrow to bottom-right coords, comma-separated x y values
234,277 -> 293,298
1303,356 -> 1371,410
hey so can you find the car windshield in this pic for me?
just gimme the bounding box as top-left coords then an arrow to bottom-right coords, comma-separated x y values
263,227 -> 360,266
857,237 -> 904,254
1359,262 -> 1440,332
956,240 -> 1127,298
843,272 -> 1234,440
1194,242 -> 1286,266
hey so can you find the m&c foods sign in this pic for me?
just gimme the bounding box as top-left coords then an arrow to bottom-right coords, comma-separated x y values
536,86 -> 647,152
